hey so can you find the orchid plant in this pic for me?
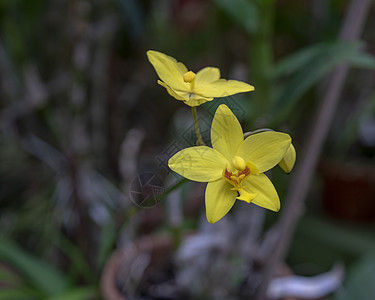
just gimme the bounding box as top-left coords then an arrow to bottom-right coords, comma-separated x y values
148,50 -> 296,223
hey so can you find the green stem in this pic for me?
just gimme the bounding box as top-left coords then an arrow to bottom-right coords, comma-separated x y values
191,106 -> 205,146
158,178 -> 189,203
160,178 -> 189,250
172,227 -> 181,251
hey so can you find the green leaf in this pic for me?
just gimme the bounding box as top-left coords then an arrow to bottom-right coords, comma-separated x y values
46,287 -> 97,300
346,52 -> 375,69
0,237 -> 68,297
272,42 -> 344,78
271,41 -> 375,125
0,263 -> 22,285
46,231 -> 95,284
212,0 -> 258,33
97,219 -> 117,270
0,289 -> 38,300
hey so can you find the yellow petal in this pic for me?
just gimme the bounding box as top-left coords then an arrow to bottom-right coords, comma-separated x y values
194,79 -> 254,98
147,50 -> 189,91
246,161 -> 260,175
168,146 -> 228,182
158,80 -> 187,101
205,179 -> 237,223
183,96 -> 213,107
237,131 -> 291,173
211,105 -> 244,162
158,80 -> 212,106
195,67 -> 221,87
279,144 -> 296,173
243,174 -> 280,212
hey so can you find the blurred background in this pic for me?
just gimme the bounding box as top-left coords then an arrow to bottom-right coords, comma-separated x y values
1,0 -> 375,299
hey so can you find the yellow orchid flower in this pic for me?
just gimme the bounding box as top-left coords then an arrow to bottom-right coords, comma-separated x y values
279,144 -> 296,173
168,104 -> 292,223
147,50 -> 255,107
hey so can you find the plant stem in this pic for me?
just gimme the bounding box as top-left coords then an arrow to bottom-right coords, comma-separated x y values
158,178 -> 189,203
191,106 -> 205,146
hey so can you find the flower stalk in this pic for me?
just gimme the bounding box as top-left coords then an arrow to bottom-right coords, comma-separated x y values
191,106 -> 205,146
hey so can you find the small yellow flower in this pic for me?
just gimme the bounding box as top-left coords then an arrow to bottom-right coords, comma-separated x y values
279,144 -> 296,173
168,105 -> 292,223
147,50 -> 254,107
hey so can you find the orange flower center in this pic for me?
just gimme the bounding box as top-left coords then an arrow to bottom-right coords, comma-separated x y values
223,166 -> 251,190
222,156 -> 260,203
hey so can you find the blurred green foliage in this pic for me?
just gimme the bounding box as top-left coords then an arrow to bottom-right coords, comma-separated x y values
0,0 -> 375,299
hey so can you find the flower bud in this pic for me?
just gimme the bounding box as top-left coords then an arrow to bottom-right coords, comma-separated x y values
279,144 -> 296,173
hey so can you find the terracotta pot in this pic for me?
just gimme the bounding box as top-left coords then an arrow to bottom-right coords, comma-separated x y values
319,160 -> 375,221
101,235 -> 318,300
100,235 -> 172,300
